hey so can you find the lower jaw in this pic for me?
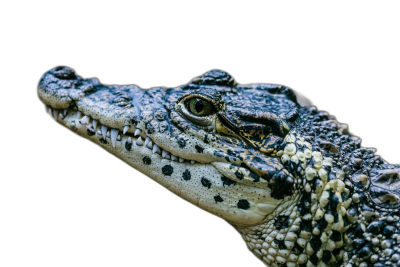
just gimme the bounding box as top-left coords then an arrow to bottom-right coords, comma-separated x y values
45,106 -> 278,225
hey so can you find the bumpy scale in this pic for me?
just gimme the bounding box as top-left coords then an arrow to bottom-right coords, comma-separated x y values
38,66 -> 400,267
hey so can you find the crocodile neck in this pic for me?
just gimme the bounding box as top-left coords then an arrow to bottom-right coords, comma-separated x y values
235,107 -> 400,267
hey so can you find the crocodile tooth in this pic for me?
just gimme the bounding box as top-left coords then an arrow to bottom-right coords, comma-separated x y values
190,161 -> 195,164
110,129 -> 119,147
134,129 -> 141,136
77,111 -> 81,118
97,130 -> 102,135
165,155 -> 171,160
127,137 -> 132,144
146,141 -> 153,149
101,125 -> 107,139
153,144 -> 159,153
80,115 -> 89,125
47,106 -> 52,115
162,150 -> 168,158
144,137 -> 151,147
179,158 -> 185,163
117,135 -> 121,141
70,121 -> 76,127
52,109 -> 59,121
92,120 -> 97,130
171,155 -> 178,161
136,136 -> 143,146
123,126 -> 130,134
106,131 -> 110,138
63,109 -> 68,116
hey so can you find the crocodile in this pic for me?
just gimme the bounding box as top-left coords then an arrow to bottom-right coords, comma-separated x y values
38,66 -> 400,267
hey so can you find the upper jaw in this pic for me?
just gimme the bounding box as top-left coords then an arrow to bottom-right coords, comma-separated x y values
44,105 -> 201,165
39,67 -> 224,166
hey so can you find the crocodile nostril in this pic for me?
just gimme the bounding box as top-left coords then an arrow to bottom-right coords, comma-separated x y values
53,66 -> 76,79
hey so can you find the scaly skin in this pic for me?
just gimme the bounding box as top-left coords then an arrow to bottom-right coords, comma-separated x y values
38,66 -> 400,267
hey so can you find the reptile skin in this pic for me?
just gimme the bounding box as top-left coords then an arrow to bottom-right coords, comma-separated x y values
38,66 -> 400,267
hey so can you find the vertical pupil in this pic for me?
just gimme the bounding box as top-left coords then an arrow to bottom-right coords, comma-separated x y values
194,99 -> 204,113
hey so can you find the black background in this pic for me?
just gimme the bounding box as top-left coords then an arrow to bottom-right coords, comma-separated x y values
21,32 -> 400,266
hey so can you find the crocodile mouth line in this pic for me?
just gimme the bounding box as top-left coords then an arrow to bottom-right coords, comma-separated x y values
45,106 -> 201,165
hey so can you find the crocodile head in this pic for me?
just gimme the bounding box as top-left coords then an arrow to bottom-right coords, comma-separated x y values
38,67 -> 400,267
38,66 -> 303,226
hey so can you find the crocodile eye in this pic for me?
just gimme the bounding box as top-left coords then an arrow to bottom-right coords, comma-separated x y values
188,98 -> 213,116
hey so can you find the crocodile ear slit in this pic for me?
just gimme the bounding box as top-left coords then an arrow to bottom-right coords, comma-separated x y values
369,168 -> 400,208
370,168 -> 400,189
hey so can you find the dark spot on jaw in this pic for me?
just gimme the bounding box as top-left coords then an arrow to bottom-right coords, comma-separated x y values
178,137 -> 186,148
235,170 -> 244,180
249,171 -> 260,182
147,127 -> 155,135
130,118 -> 137,125
237,199 -> 250,210
214,195 -> 223,203
195,145 -> 204,153
204,135 -> 209,144
162,165 -> 174,176
143,156 -> 151,165
221,176 -> 236,187
125,142 -> 132,151
182,169 -> 191,181
240,163 -> 247,168
214,151 -> 224,158
87,128 -> 95,136
100,138 -> 108,144
201,177 -> 212,189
